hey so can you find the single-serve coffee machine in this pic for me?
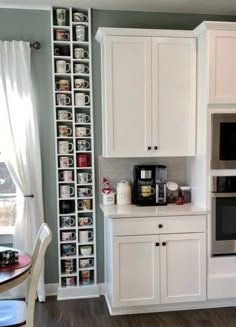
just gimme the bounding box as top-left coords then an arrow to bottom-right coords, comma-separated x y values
133,165 -> 167,206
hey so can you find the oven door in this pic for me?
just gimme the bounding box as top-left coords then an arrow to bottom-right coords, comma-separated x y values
212,193 -> 236,256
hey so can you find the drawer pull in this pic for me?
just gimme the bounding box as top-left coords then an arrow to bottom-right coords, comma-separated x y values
162,242 -> 166,246
147,146 -> 152,150
158,224 -> 163,228
154,146 -> 158,150
155,242 -> 159,247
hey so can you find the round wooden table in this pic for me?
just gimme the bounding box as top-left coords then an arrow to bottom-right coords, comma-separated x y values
0,246 -> 32,293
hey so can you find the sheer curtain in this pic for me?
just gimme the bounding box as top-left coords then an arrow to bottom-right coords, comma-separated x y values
0,41 -> 46,301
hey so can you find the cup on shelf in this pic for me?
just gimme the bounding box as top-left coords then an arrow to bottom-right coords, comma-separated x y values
78,199 -> 92,210
59,170 -> 73,182
60,200 -> 75,214
75,25 -> 85,41
58,125 -> 72,137
76,113 -> 90,123
58,110 -> 72,121
78,216 -> 92,226
60,185 -> 74,198
57,94 -> 71,106
74,64 -> 89,74
58,140 -> 73,154
74,48 -> 89,59
75,93 -> 90,106
80,245 -> 92,256
79,230 -> 93,243
78,187 -> 92,197
81,270 -> 90,285
77,172 -> 92,184
64,258 -> 74,273
59,156 -> 73,168
56,60 -> 71,73
77,140 -> 90,151
74,79 -> 89,89
73,12 -> 88,22
56,79 -> 70,91
62,276 -> 76,286
55,29 -> 70,41
61,216 -> 75,227
56,8 -> 66,26
61,231 -> 76,241
80,258 -> 94,268
75,127 -> 91,137
77,153 -> 91,167
61,244 -> 76,256
54,47 -> 70,56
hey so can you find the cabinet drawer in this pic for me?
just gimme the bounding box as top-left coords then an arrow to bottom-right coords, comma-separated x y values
112,215 -> 206,236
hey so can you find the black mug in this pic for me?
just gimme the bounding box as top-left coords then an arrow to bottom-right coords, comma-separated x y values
54,47 -> 70,56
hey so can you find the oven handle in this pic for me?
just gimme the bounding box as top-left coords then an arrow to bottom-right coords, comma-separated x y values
211,192 -> 236,198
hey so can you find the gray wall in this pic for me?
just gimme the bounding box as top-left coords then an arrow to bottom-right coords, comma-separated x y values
1,8 -> 236,284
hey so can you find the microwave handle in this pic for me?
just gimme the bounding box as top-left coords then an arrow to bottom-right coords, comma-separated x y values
211,192 -> 236,198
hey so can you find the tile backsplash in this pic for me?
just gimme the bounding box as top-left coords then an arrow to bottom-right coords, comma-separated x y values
99,156 -> 187,194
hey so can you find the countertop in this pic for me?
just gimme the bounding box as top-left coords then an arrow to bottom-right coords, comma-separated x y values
100,203 -> 207,218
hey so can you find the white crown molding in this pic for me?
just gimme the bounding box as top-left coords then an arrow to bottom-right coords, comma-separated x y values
0,3 -> 50,10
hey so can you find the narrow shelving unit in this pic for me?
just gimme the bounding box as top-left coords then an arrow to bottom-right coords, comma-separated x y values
51,6 -> 98,300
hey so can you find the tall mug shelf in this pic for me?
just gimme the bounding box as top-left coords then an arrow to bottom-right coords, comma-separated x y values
51,7 -> 98,299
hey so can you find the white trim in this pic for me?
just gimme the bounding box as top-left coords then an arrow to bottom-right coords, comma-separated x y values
45,283 -> 58,296
57,284 -> 100,300
193,21 -> 236,37
0,3 -> 50,10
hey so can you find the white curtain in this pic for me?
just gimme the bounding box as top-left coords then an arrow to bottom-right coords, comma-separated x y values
0,41 -> 45,301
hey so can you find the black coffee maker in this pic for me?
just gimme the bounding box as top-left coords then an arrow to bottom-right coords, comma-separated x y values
133,165 -> 167,206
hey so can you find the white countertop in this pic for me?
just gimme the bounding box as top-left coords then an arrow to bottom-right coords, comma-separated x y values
100,203 -> 207,218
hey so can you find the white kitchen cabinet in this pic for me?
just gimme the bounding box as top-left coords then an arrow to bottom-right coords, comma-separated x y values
96,29 -> 196,157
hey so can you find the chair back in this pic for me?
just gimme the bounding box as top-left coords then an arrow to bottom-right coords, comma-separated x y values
26,223 -> 52,327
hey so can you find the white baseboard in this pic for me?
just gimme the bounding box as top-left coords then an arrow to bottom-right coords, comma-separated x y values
45,283 -> 58,296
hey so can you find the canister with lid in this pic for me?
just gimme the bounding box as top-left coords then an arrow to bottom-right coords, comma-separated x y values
116,180 -> 131,205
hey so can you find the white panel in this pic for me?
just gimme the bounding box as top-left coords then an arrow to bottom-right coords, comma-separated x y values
113,235 -> 160,307
160,233 -> 206,303
104,36 -> 152,157
152,38 -> 196,156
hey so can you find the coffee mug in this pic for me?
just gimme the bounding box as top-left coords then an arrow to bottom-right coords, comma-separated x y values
74,48 -> 89,59
75,25 -> 85,41
61,216 -> 75,227
78,199 -> 92,210
55,29 -> 70,41
60,185 -> 74,198
140,185 -> 155,197
58,110 -> 72,121
58,141 -> 73,154
80,245 -> 92,256
59,156 -> 73,168
74,63 -> 89,74
56,8 -> 66,26
75,93 -> 90,106
60,200 -> 74,214
76,113 -> 90,123
61,231 -> 76,241
78,187 -> 92,197
77,153 -> 91,167
61,244 -> 76,256
73,12 -> 88,22
74,79 -> 89,89
75,127 -> 91,137
81,270 -> 90,285
79,258 -> 94,268
56,60 -> 71,73
54,47 -> 70,56
77,173 -> 92,184
56,79 -> 70,91
64,265 -> 73,274
57,94 -> 71,106
62,277 -> 76,286
77,140 -> 90,151
58,125 -> 72,137
79,230 -> 93,243
59,170 -> 73,182
78,217 -> 92,226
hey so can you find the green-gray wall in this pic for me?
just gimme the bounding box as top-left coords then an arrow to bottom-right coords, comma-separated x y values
0,8 -> 236,284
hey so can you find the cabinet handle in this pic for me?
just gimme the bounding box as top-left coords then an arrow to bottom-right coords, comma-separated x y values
158,224 -> 163,228
154,146 -> 158,150
155,242 -> 159,247
147,146 -> 152,150
162,242 -> 166,246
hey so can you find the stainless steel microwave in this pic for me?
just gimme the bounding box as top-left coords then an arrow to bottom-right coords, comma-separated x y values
211,114 -> 236,169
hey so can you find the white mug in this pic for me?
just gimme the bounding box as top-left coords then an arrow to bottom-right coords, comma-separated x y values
79,258 -> 94,268
77,172 -> 92,184
59,170 -> 73,181
57,94 -> 71,106
56,8 -> 66,26
56,60 -> 71,73
59,157 -> 73,168
74,48 -> 89,59
58,141 -> 73,154
75,93 -> 90,106
75,127 -> 91,137
58,110 -> 72,121
61,216 -> 75,227
76,113 -> 90,123
74,64 -> 89,74
73,12 -> 88,22
60,185 -> 74,198
78,217 -> 92,226
75,25 -> 85,41
74,79 -> 89,89
77,140 -> 90,151
79,230 -> 93,243
58,125 -> 72,137
61,231 -> 76,241
78,187 -> 92,197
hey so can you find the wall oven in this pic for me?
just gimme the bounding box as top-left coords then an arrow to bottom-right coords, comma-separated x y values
212,176 -> 236,256
211,114 -> 236,169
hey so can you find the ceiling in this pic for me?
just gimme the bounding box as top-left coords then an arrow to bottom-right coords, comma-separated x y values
1,0 -> 236,16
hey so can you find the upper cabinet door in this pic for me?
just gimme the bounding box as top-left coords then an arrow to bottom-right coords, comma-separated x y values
209,30 -> 236,104
152,38 -> 196,156
102,36 -> 152,157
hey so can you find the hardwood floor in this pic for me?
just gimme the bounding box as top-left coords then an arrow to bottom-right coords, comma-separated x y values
35,296 -> 236,327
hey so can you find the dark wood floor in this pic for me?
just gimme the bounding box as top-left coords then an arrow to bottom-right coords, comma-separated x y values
35,296 -> 236,327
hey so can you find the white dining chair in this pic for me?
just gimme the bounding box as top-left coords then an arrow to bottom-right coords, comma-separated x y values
0,223 -> 52,327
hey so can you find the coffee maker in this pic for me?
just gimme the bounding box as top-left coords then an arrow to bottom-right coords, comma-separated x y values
133,165 -> 167,206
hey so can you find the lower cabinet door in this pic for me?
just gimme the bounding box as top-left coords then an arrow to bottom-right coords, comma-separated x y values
160,233 -> 206,304
113,235 -> 160,307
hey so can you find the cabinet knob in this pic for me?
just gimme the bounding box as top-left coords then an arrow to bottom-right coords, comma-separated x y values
162,242 -> 166,246
155,242 -> 159,247
147,146 -> 152,150
154,146 -> 158,150
158,224 -> 163,228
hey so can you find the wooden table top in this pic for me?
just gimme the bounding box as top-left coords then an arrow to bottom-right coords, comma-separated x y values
0,246 -> 32,293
